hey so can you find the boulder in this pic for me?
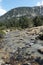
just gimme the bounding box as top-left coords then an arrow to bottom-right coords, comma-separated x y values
38,48 -> 43,54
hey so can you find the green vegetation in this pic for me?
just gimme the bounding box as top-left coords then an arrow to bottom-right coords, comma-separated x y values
33,16 -> 43,27
0,16 -> 43,29
0,7 -> 43,29
0,30 -> 5,39
19,16 -> 29,28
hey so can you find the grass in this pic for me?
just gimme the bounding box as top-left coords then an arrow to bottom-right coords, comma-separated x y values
0,30 -> 6,39
0,30 -> 5,34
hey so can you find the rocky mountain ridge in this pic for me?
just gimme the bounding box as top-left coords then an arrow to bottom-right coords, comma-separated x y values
0,6 -> 43,21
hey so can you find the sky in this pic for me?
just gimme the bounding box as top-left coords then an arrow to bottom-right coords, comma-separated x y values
0,0 -> 43,16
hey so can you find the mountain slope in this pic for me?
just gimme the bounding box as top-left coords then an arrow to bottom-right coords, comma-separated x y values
0,6 -> 43,21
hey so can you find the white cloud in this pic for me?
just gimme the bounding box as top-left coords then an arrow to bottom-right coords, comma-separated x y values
0,0 -> 6,16
37,0 -> 43,6
0,8 -> 6,16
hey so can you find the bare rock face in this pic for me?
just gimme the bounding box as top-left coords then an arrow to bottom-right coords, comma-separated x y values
26,26 -> 43,35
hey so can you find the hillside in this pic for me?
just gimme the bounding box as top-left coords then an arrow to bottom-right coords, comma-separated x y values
0,6 -> 43,20
0,6 -> 43,29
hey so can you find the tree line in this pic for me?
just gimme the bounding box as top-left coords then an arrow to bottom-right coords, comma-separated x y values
0,16 -> 43,29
